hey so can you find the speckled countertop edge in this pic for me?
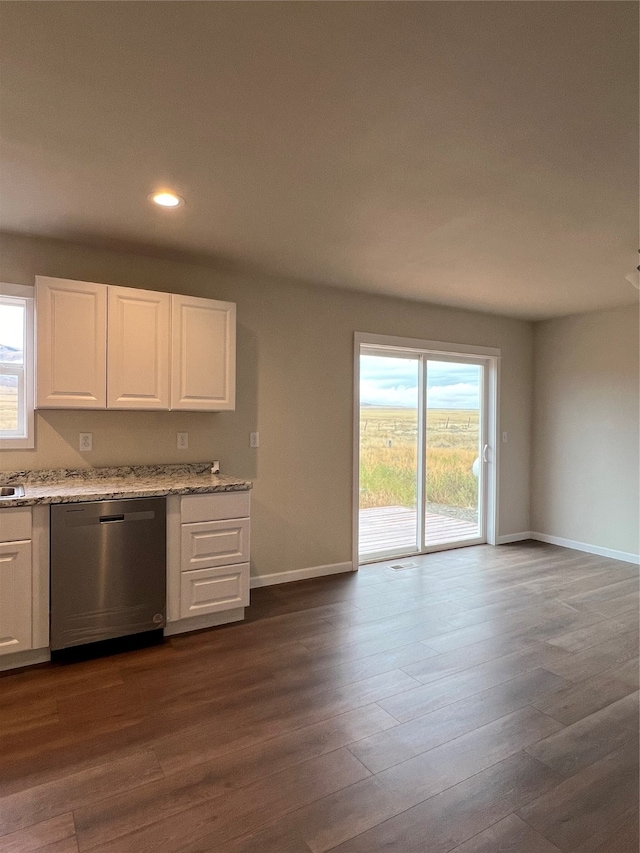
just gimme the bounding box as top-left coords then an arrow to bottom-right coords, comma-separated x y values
0,463 -> 252,508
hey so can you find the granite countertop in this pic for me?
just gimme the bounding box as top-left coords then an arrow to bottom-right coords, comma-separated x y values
0,463 -> 252,508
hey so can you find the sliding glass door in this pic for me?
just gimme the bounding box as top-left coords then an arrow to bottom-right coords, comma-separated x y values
358,346 -> 489,562
358,351 -> 421,559
424,359 -> 484,548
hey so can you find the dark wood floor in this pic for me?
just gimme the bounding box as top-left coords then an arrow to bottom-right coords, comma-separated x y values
0,541 -> 638,853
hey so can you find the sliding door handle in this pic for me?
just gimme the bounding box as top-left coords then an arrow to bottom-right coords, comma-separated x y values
482,444 -> 489,463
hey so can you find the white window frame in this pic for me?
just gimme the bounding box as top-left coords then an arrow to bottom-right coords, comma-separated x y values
0,283 -> 35,449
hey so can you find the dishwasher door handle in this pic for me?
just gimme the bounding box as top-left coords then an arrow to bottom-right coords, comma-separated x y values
100,515 -> 125,523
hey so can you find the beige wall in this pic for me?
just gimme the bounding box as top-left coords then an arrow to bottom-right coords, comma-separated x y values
532,305 -> 640,557
0,232 -> 533,577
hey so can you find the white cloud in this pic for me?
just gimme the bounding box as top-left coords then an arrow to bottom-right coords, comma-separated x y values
360,356 -> 480,409
427,382 -> 479,409
360,378 -> 418,408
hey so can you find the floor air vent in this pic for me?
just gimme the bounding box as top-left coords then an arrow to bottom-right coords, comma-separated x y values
389,561 -> 418,571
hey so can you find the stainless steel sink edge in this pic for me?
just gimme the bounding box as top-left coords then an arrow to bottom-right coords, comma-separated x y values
0,485 -> 26,499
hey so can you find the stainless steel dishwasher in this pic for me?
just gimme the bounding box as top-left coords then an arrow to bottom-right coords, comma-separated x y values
50,497 -> 166,651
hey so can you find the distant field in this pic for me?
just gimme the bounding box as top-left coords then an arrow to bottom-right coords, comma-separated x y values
360,406 -> 479,510
0,392 -> 18,431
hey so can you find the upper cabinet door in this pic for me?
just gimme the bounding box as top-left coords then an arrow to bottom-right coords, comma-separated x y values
171,294 -> 236,411
36,276 -> 107,409
107,287 -> 170,409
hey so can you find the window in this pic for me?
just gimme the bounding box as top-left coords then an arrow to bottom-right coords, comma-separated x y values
0,284 -> 34,448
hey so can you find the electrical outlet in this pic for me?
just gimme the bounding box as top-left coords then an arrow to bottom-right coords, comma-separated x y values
250,432 -> 259,448
177,432 -> 188,450
79,433 -> 92,452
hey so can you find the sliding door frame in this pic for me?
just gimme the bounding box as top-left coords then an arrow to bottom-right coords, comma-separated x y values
352,332 -> 501,570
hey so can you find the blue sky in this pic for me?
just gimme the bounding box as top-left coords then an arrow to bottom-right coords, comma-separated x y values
361,355 -> 480,409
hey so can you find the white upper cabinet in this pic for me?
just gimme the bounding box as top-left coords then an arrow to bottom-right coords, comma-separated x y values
36,276 -> 107,409
107,286 -> 170,410
35,278 -> 236,411
171,294 -> 236,411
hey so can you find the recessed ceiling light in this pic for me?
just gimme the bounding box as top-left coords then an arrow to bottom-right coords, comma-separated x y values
149,191 -> 184,208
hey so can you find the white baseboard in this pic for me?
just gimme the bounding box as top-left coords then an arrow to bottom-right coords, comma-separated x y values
0,647 -> 50,673
496,532 -> 532,545
530,532 -> 640,565
250,561 -> 354,589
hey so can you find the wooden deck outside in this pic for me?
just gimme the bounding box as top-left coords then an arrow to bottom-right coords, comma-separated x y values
359,504 -> 479,557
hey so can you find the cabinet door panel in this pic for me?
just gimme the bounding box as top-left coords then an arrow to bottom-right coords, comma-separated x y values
36,277 -> 107,408
0,541 -> 32,656
181,518 -> 250,571
108,287 -> 170,409
180,563 -> 249,618
171,294 -> 236,411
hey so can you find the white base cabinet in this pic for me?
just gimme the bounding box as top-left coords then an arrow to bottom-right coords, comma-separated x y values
0,540 -> 32,656
0,506 -> 50,668
167,492 -> 251,630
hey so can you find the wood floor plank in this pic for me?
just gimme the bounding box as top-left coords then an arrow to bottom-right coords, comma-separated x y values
571,809 -> 640,853
543,632 -> 640,683
203,706 -> 563,853
0,751 -> 163,837
546,617 -> 637,654
377,643 -> 571,722
403,632 -> 544,684
423,606 -> 608,654
517,747 -> 639,851
447,813 -> 562,852
525,691 -> 639,777
0,700 -> 58,739
88,748 -> 370,853
610,656 -> 640,689
349,668 -> 568,773
325,754 -> 562,853
531,671 -> 637,725
0,813 -> 75,853
153,668 -> 419,775
74,704 -> 396,850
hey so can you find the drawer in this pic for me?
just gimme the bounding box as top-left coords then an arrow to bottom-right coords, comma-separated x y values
180,563 -> 249,618
181,518 -> 250,571
0,507 -> 32,543
181,491 -> 250,523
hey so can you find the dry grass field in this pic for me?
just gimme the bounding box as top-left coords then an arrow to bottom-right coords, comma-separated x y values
360,406 -> 479,509
0,391 -> 18,431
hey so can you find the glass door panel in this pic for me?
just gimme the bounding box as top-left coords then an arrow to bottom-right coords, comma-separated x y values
424,359 -> 484,548
358,352 -> 420,561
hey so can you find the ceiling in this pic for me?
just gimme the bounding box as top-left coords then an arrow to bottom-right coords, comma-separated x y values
0,2 -> 637,320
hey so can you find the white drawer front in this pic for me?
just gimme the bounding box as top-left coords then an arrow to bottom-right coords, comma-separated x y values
181,492 -> 250,524
181,519 -> 250,571
0,507 -> 32,543
180,563 -> 249,618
